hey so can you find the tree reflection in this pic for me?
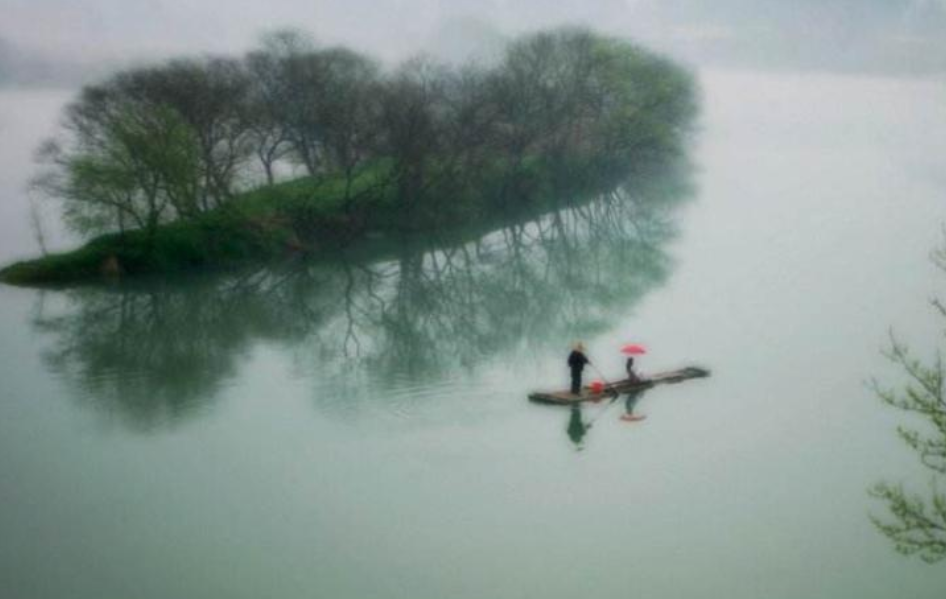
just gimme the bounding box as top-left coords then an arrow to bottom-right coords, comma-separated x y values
32,270 -> 309,430
30,156 -> 694,430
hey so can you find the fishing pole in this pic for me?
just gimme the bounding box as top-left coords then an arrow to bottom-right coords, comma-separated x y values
588,361 -> 620,400
584,360 -> 623,429
585,392 -> 623,429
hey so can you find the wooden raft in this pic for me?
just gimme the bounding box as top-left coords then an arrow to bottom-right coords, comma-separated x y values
528,366 -> 710,405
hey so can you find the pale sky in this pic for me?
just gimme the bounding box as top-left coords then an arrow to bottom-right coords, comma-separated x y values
1,0 -> 945,81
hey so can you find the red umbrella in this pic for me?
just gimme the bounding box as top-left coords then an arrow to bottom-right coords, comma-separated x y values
621,344 -> 647,355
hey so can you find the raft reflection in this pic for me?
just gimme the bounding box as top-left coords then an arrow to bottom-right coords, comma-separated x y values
30,159 -> 694,430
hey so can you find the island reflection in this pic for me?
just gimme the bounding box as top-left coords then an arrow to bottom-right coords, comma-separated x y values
30,156 -> 694,430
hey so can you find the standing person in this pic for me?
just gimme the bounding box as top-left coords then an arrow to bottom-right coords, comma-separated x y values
568,342 -> 589,395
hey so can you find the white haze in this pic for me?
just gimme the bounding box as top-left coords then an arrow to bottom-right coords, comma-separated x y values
1,0 -> 946,87
0,0 -> 944,260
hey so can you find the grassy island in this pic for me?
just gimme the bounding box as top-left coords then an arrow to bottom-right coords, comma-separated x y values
0,27 -> 697,286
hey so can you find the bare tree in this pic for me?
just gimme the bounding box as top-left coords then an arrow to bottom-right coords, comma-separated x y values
243,29 -> 314,185
116,58 -> 254,211
378,57 -> 451,218
870,236 -> 946,563
25,25 -> 698,254
314,48 -> 383,208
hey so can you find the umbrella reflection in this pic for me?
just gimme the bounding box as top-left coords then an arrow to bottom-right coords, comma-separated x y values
29,156 -> 695,431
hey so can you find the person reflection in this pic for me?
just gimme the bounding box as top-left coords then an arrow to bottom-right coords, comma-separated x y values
621,388 -> 647,422
31,152 -> 694,431
567,404 -> 589,449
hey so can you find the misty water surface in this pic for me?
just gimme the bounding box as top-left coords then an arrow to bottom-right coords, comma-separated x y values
1,69 -> 946,598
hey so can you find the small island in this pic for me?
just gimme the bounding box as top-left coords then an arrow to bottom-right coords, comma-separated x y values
0,27 -> 697,286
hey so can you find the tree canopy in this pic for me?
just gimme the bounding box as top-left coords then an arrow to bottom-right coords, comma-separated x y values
30,26 -> 697,263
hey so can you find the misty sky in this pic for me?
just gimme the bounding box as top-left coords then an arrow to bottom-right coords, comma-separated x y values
2,0 -> 945,84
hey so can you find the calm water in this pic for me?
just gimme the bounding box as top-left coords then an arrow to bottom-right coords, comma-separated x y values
2,70 -> 946,598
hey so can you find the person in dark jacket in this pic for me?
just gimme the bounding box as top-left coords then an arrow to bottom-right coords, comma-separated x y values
568,342 -> 589,395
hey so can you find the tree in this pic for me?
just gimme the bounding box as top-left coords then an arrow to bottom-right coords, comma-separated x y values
436,64 -> 500,195
243,53 -> 293,186
377,57 -> 451,218
116,58 -> 254,211
269,43 -> 383,185
487,27 -> 696,178
243,29 -> 314,185
870,236 -> 946,563
313,48 -> 382,207
34,85 -> 201,239
26,25 -> 699,253
587,39 -> 697,168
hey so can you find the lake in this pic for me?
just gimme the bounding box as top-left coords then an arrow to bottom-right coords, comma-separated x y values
1,69 -> 945,598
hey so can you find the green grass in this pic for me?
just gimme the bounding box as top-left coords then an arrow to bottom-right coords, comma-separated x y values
0,214 -> 281,286
0,161 -> 401,286
0,153 -> 637,286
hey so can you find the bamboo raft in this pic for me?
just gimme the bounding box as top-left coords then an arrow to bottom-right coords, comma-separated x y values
528,366 -> 710,405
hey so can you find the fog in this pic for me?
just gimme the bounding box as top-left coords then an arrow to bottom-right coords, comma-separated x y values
2,0 -> 945,86
4,2 -> 946,598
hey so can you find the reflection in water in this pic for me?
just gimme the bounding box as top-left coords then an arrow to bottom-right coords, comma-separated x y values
624,388 -> 646,418
33,271 -> 309,430
564,386 -> 652,449
30,157 -> 694,430
567,405 -> 589,448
